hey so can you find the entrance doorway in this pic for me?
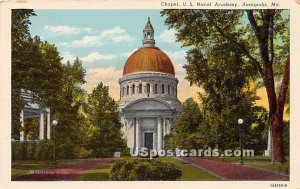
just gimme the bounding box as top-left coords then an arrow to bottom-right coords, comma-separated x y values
144,132 -> 153,149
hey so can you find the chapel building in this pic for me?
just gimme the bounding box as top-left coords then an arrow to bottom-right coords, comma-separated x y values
119,18 -> 181,151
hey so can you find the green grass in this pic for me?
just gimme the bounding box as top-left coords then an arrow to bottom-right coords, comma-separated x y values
210,156 -> 289,175
74,156 -> 220,181
11,159 -> 83,180
11,162 -> 50,179
159,157 -> 220,181
72,163 -> 115,181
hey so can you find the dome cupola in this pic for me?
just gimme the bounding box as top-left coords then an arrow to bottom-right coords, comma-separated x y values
123,17 -> 175,76
142,17 -> 155,47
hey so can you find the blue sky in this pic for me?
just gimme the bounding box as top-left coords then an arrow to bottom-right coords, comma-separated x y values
29,9 -> 199,101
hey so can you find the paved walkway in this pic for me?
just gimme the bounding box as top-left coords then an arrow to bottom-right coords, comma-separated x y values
14,158 -> 116,181
182,157 -> 289,181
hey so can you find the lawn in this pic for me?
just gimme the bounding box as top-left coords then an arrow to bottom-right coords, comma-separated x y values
12,160 -> 51,180
72,162 -> 114,181
159,157 -> 220,181
209,156 -> 289,175
74,156 -> 221,181
11,159 -> 83,180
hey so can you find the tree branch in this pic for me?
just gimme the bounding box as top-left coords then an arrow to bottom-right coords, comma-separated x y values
203,11 -> 264,77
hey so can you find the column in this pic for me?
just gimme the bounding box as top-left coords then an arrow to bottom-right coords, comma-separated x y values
166,118 -> 170,135
39,112 -> 44,140
135,117 -> 141,151
150,84 -> 154,94
157,117 -> 163,150
163,117 -> 166,136
47,110 -> 51,140
265,126 -> 272,157
153,129 -> 157,150
143,83 -> 146,93
20,110 -> 24,141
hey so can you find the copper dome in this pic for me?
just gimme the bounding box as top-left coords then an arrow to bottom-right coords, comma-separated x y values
123,47 -> 175,76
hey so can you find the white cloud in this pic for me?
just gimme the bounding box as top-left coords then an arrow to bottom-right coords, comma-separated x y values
159,29 -> 177,43
164,50 -> 187,65
120,48 -> 138,57
164,50 -> 203,102
61,51 -> 76,64
81,52 -> 117,63
69,26 -> 134,47
44,25 -> 91,36
100,27 -> 134,43
82,67 -> 123,99
71,35 -> 101,47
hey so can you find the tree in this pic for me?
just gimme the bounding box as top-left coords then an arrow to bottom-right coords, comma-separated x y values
85,83 -> 126,157
51,57 -> 87,159
166,98 -> 204,149
11,9 -> 89,159
161,9 -> 289,163
11,9 -> 39,138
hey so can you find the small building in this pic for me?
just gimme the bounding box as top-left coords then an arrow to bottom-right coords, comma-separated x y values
15,90 -> 51,142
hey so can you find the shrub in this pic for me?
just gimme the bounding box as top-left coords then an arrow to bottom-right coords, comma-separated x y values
12,142 -> 26,160
77,147 -> 92,159
34,140 -> 54,160
111,158 -> 182,181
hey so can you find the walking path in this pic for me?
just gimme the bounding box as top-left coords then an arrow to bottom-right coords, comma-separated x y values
14,158 -> 116,181
182,157 -> 289,181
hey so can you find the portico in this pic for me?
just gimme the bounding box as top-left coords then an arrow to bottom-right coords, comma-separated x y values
120,98 -> 176,151
17,90 -> 51,142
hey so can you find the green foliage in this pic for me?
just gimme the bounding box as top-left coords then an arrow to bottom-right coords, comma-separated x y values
11,9 -> 39,138
84,83 -> 127,157
11,10 -> 89,160
12,141 -> 53,160
111,159 -> 182,181
161,9 -> 283,153
166,98 -> 204,149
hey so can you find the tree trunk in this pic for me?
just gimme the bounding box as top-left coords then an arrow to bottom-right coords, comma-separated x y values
271,115 -> 285,163
270,57 -> 290,163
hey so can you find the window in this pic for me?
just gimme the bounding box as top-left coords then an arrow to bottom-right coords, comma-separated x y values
171,86 -> 174,96
127,86 -> 129,95
122,87 -> 125,96
168,85 -> 170,95
162,84 -> 165,94
154,84 -> 158,94
146,83 -> 150,94
132,84 -> 135,94
139,84 -> 142,94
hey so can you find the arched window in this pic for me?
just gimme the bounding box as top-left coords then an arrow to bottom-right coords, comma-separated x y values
139,84 -> 142,94
162,84 -> 165,94
167,85 -> 170,95
154,84 -> 158,94
132,84 -> 135,94
127,86 -> 129,95
146,83 -> 150,94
